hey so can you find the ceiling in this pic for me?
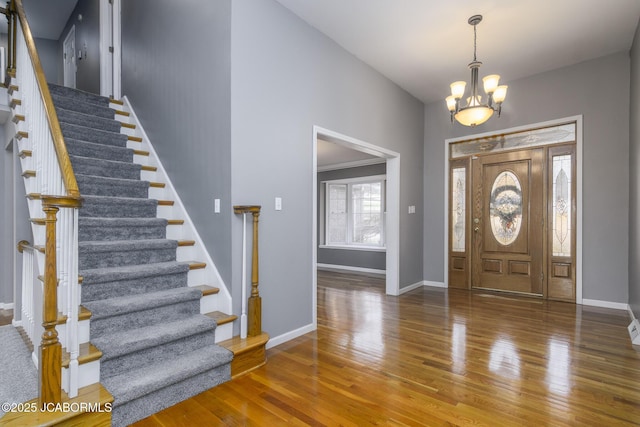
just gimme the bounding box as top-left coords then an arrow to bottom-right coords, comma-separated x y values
8,1 -> 640,168
275,0 -> 640,105
0,0 -> 78,40
317,138 -> 381,170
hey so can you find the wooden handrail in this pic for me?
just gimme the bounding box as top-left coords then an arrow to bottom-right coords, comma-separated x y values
11,0 -> 80,197
17,239 -> 35,253
234,206 -> 262,336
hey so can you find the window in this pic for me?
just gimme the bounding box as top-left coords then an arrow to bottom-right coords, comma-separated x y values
322,175 -> 386,250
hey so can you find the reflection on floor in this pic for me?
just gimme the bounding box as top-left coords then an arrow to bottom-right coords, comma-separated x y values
133,270 -> 640,425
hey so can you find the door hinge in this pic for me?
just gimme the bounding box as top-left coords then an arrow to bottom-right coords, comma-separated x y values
541,272 -> 544,281
109,46 -> 114,53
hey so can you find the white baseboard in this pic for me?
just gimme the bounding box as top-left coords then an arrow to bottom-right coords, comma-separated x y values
317,263 -> 385,275
423,281 -> 446,288
0,302 -> 14,310
266,323 -> 316,349
582,299 -> 629,311
399,281 -> 424,295
629,306 -> 638,321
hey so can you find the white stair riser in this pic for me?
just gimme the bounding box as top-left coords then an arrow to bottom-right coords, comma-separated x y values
62,360 -> 100,394
200,293 -> 219,314
55,319 -> 90,348
215,323 -> 232,343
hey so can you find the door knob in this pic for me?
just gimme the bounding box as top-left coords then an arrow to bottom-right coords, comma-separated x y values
474,227 -> 479,232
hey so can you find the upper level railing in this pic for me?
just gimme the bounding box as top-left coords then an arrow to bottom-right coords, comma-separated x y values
6,0 -> 83,405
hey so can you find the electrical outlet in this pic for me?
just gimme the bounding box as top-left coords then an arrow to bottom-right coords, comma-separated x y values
275,197 -> 282,211
214,198 -> 220,213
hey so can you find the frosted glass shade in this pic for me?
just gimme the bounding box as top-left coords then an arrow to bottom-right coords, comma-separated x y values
450,81 -> 466,99
493,85 -> 508,103
483,74 -> 500,94
445,96 -> 457,112
455,106 -> 494,126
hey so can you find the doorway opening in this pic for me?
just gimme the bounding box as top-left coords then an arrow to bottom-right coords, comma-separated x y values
312,126 -> 400,328
444,117 -> 583,303
62,25 -> 76,88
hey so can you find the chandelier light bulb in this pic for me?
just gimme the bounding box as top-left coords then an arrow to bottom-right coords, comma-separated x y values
493,85 -> 508,104
482,74 -> 500,94
450,81 -> 466,99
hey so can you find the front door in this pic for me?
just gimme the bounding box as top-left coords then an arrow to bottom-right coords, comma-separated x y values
471,148 -> 544,295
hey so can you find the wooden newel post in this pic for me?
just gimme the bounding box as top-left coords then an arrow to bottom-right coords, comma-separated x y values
248,209 -> 261,336
234,205 -> 262,337
40,203 -> 62,406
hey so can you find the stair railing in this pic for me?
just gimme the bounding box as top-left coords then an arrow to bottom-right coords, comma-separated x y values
7,0 -> 83,404
234,206 -> 262,336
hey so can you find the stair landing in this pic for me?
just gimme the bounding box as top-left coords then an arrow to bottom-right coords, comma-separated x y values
219,332 -> 270,378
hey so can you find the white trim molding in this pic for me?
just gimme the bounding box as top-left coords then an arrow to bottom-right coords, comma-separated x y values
266,323 -> 316,349
581,299 -> 629,311
0,302 -> 14,310
423,281 -> 446,288
317,263 -> 385,275
398,281 -> 425,295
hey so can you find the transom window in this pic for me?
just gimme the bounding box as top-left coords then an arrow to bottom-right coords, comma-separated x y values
322,175 -> 386,249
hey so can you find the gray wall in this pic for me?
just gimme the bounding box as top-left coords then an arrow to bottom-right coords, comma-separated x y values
35,37 -> 61,84
120,0 -> 233,288
629,19 -> 640,319
58,0 -> 100,93
231,0 -> 424,338
424,52 -> 631,304
317,163 -> 386,271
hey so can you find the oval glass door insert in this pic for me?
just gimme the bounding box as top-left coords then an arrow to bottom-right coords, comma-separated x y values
490,171 -> 523,245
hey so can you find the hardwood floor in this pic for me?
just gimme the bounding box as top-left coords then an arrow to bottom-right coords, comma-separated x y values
0,308 -> 13,326
134,270 -> 640,426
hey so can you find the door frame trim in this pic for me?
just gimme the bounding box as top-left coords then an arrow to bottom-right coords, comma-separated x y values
443,115 -> 583,303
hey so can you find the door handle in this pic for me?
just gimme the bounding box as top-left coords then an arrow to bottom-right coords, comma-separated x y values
474,227 -> 479,232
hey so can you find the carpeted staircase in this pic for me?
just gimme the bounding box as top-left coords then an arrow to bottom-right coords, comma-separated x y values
48,84 -> 233,427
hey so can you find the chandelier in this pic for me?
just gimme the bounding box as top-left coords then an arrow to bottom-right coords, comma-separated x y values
445,15 -> 507,127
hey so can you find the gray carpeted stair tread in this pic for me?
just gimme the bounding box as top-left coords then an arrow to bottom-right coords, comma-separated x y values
57,107 -> 122,133
85,287 -> 201,321
94,315 -> 218,361
70,155 -> 141,180
86,288 -> 203,340
48,83 -> 112,107
79,217 -> 167,242
76,173 -> 149,198
66,138 -> 134,163
61,122 -> 129,148
80,261 -> 190,284
80,262 -> 190,302
52,93 -> 115,119
103,344 -> 232,408
79,239 -> 178,269
79,195 -> 158,218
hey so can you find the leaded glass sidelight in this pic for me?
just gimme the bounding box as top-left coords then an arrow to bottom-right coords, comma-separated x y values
490,171 -> 523,246
552,155 -> 572,256
451,168 -> 466,252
